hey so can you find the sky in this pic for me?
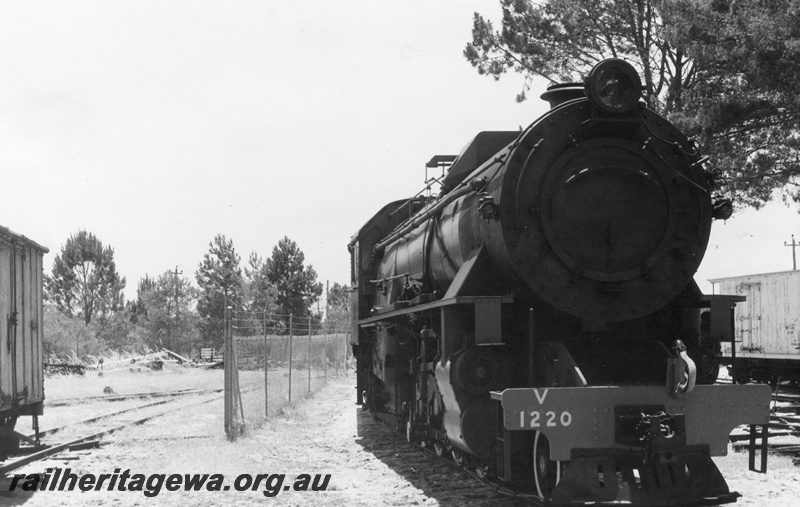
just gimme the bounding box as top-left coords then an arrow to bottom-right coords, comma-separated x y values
0,1 -> 797,304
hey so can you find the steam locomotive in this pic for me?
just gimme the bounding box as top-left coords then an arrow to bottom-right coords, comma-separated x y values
349,59 -> 771,505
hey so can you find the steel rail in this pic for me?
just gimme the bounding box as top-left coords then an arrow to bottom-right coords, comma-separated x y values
0,389 -> 229,475
28,398 -> 177,439
47,387 -> 223,407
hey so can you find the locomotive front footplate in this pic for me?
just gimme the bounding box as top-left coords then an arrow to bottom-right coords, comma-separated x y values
492,384 -> 772,505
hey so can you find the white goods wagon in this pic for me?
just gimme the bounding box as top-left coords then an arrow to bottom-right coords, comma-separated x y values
0,225 -> 47,455
710,270 -> 800,384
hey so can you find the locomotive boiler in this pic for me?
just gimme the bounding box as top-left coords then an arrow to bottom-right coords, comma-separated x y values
349,59 -> 771,505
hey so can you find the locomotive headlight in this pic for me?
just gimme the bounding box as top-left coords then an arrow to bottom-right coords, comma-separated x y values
585,59 -> 642,114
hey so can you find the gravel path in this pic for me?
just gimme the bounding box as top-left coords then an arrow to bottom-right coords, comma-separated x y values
0,375 -> 796,506
0,377 -> 525,506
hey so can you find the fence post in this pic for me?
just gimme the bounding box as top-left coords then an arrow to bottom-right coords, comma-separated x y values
264,310 -> 269,419
335,329 -> 339,377
224,306 -> 236,440
344,330 -> 348,376
288,314 -> 293,405
308,317 -> 312,394
324,328 -> 327,384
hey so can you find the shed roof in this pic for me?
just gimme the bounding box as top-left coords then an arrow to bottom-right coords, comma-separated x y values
0,225 -> 49,254
708,269 -> 800,283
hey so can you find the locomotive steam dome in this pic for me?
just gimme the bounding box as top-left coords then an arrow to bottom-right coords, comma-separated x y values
491,60 -> 712,324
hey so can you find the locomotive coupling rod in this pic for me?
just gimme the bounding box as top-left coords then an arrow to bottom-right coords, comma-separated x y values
374,175 -> 488,253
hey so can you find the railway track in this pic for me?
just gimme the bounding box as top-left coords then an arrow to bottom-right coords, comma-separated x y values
354,406 -> 537,506
722,380 -> 800,459
352,374 -> 800,507
30,397 -> 177,440
0,386 -> 231,476
358,380 -> 800,504
46,386 -> 224,407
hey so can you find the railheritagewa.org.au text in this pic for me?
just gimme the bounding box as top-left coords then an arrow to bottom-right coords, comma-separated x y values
8,467 -> 331,497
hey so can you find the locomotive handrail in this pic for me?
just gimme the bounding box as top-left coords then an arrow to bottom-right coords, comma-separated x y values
639,111 -> 709,193
356,294 -> 514,325
373,152 -> 514,254
367,272 -> 411,284
387,170 -> 450,223
373,123 -> 543,255
373,177 -> 483,253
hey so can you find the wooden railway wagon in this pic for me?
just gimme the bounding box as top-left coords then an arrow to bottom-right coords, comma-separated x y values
712,270 -> 800,384
0,225 -> 47,454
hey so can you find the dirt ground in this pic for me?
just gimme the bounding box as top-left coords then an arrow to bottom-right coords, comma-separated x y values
0,371 -> 798,506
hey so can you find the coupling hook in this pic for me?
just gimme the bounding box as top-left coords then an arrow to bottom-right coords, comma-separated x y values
667,340 -> 696,398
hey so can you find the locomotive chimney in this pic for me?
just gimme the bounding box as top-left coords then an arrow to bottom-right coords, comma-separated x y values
540,83 -> 584,109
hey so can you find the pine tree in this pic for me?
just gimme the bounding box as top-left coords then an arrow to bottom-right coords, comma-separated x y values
266,237 -> 322,325
325,282 -> 351,332
464,0 -> 800,207
45,230 -> 126,325
128,274 -> 156,323
195,234 -> 243,347
244,252 -> 277,315
135,271 -> 198,353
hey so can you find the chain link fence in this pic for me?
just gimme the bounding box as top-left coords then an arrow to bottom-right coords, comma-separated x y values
224,307 -> 351,440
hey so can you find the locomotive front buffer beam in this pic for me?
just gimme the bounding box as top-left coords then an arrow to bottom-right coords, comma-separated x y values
492,384 -> 771,506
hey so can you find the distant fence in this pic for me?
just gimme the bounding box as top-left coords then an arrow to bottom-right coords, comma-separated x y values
223,308 -> 351,440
